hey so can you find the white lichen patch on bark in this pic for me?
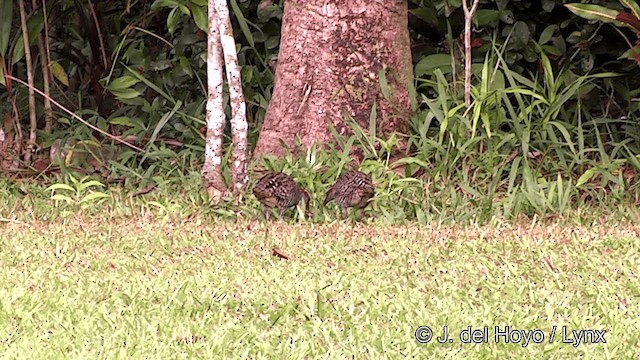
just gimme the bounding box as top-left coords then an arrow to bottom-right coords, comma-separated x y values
214,0 -> 249,193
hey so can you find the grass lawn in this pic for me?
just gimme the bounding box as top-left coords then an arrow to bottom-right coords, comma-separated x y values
0,207 -> 639,358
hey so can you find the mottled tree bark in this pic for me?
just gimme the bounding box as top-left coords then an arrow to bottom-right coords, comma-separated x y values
254,0 -> 413,158
462,0 -> 480,108
203,0 -> 249,202
214,0 -> 248,194
202,1 -> 228,203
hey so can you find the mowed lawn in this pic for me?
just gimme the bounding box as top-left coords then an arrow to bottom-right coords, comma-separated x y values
0,212 -> 638,359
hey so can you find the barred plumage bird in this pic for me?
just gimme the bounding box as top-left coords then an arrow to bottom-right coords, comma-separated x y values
253,172 -> 311,220
323,170 -> 375,220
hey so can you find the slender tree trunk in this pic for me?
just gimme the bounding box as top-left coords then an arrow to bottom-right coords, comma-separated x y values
32,0 -> 53,133
214,0 -> 248,195
462,0 -> 480,108
18,0 -> 37,161
202,0 -> 228,203
254,0 -> 413,158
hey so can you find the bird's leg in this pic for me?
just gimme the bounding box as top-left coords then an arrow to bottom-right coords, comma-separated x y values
264,207 -> 271,221
341,206 -> 349,220
279,207 -> 286,220
358,208 -> 366,221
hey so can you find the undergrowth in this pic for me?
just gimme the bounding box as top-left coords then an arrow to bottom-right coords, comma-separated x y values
3,34 -> 640,226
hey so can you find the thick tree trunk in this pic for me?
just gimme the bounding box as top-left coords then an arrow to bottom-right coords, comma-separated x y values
254,0 -> 413,158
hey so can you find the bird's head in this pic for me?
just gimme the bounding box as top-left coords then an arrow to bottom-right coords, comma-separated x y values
322,186 -> 335,206
299,188 -> 312,215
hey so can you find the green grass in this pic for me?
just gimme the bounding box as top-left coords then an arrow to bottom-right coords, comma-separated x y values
1,195 -> 639,359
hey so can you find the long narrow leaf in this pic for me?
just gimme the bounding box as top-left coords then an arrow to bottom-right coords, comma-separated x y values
565,4 -> 629,28
229,0 -> 254,47
620,0 -> 640,18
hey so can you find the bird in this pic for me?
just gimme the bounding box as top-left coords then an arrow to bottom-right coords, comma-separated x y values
323,170 -> 375,220
253,172 -> 311,220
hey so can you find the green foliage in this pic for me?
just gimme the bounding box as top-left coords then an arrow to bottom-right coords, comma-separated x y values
411,0 -> 639,75
393,36 -> 636,221
45,174 -> 110,208
0,0 -> 638,225
0,0 -> 12,58
63,26 -> 636,224
565,1 -> 640,62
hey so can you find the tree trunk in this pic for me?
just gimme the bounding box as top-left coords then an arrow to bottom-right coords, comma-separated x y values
31,0 -> 54,134
254,0 -> 413,158
214,0 -> 248,195
202,0 -> 228,203
18,0 -> 37,162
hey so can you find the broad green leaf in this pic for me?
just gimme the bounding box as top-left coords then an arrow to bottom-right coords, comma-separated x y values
539,25 -> 557,45
49,61 -> 69,86
26,9 -> 45,43
265,36 -> 279,50
150,0 -> 179,11
542,0 -> 555,12
178,4 -> 190,16
178,56 -> 194,77
12,35 -> 24,65
552,35 -> 566,53
576,167 -> 599,187
541,44 -> 563,56
409,7 -> 439,25
106,76 -> 141,91
167,7 -> 180,35
0,0 -> 12,57
415,54 -> 452,77
474,9 -> 501,27
512,21 -> 531,47
190,3 -> 207,32
109,88 -> 142,100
